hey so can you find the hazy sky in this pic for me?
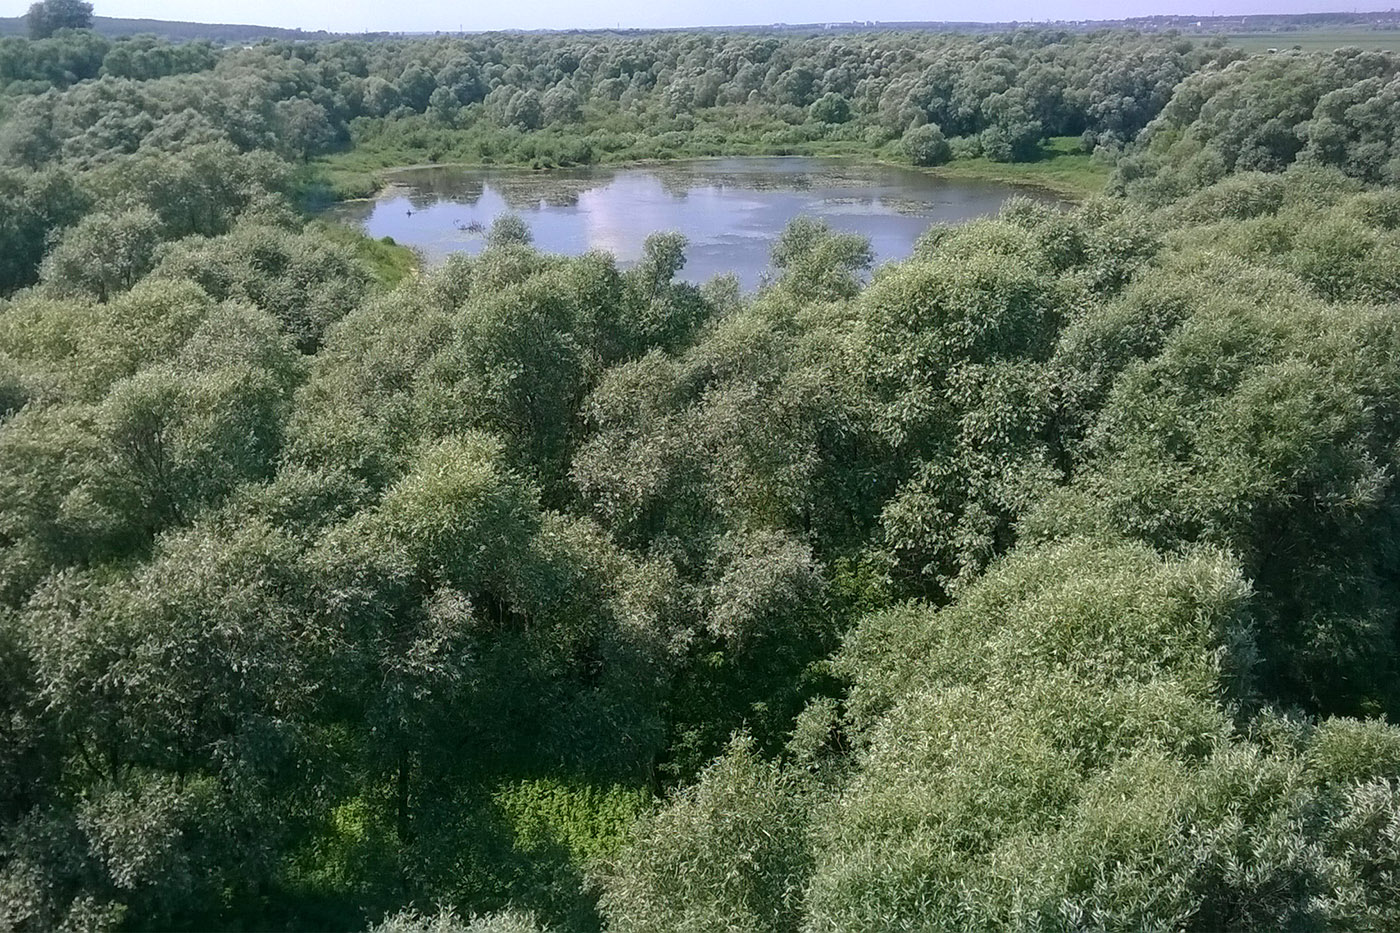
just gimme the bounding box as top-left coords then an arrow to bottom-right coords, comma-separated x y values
10,0 -> 1388,32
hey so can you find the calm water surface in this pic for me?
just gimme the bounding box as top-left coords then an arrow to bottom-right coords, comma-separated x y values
327,157 -> 1060,289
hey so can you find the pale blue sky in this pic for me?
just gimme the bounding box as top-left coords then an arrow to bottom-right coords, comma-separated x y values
7,0 -> 1387,32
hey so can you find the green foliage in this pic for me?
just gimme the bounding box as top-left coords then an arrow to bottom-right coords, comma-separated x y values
25,0 -> 91,40
602,736 -> 811,933
310,221 -> 419,289
2,23 -> 1400,933
1026,246 -> 1400,716
39,206 -> 161,301
152,219 -> 372,352
99,36 -> 216,82
0,284 -> 303,602
927,135 -> 1112,198
0,770 -> 247,930
862,214 -> 1076,595
494,779 -> 649,866
371,907 -> 550,933
1116,48 -> 1400,202
768,217 -> 872,301
0,29 -> 109,89
0,28 -> 1217,186
89,143 -> 296,239
797,541 -> 1400,932
901,122 -> 950,166
486,212 -> 532,249
808,92 -> 850,125
0,165 -> 89,293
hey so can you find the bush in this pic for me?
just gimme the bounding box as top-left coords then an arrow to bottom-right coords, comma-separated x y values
901,123 -> 951,166
808,92 -> 850,125
601,737 -> 811,933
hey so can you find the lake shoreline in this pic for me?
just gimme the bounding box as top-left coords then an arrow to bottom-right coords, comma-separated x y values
309,141 -> 1109,207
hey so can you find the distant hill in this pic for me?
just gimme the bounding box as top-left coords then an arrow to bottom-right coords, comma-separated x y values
0,8 -> 1396,43
697,9 -> 1400,34
0,14 -> 344,42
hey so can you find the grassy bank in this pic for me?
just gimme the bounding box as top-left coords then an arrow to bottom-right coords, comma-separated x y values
925,137 -> 1111,200
305,133 -> 1107,206
308,219 -> 418,288
305,138 -> 885,204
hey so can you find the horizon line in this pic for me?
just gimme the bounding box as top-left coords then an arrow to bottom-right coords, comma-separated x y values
6,6 -> 1400,36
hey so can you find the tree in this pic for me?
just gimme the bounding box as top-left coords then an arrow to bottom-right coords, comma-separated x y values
620,232 -> 710,352
809,92 -> 850,125
39,208 -> 162,302
0,291 -> 301,601
859,216 -> 1069,595
26,0 -> 93,39
7,25 -> 1400,933
372,908 -> 550,933
806,540 -> 1400,932
542,85 -> 583,124
485,213 -> 532,249
504,89 -> 544,130
0,167 -> 89,295
362,76 -> 401,117
768,218 -> 872,302
151,220 -> 370,353
427,86 -> 460,126
272,99 -> 337,160
901,123 -> 951,166
1025,244 -> 1400,717
602,736 -> 811,933
397,62 -> 436,112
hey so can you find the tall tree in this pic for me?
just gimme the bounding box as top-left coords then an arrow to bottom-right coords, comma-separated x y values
26,0 -> 94,39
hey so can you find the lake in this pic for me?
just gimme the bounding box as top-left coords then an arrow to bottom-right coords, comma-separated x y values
325,157 -> 1061,289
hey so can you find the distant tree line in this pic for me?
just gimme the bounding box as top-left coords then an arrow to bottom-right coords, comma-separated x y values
0,28 -> 1224,171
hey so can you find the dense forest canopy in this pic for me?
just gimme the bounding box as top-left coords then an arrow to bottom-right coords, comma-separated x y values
4,5 -> 1400,931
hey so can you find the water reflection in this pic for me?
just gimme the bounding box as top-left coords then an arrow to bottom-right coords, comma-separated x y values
325,157 -> 1061,290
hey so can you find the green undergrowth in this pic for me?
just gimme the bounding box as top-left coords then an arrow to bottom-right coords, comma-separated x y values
280,779 -> 651,931
308,220 -> 418,288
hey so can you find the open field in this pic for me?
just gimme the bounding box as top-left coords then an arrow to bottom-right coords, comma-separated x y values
1214,30 -> 1400,52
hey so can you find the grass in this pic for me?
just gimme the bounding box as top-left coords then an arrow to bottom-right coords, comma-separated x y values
925,137 -> 1110,200
1211,30 -> 1400,53
296,161 -> 386,206
309,219 -> 418,288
